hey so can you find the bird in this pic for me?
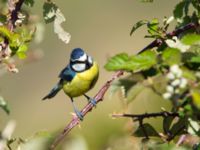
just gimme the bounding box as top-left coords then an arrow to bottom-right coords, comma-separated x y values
42,48 -> 99,120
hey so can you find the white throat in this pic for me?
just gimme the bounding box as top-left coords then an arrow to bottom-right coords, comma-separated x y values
72,63 -> 86,72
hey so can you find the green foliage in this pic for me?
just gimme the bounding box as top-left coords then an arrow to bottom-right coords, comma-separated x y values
24,0 -> 34,7
105,51 -> 157,72
173,1 -> 186,19
130,20 -> 148,36
43,1 -> 58,23
162,48 -> 182,65
134,123 -> 159,137
0,96 -> 10,114
181,34 -> 200,45
106,0 -> 200,149
147,18 -> 161,37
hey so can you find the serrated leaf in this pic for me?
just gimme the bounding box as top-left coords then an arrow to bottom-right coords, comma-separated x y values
162,48 -> 181,65
192,91 -> 200,109
43,2 -> 58,23
126,83 -> 145,103
105,51 -> 157,72
0,96 -> 10,114
130,20 -> 148,35
147,18 -> 160,36
173,1 -> 185,19
16,44 -> 28,59
134,123 -> 159,137
24,0 -> 34,7
181,34 -> 200,45
163,116 -> 175,134
104,53 -> 130,71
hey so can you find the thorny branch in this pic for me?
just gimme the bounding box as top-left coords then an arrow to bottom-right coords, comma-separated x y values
50,70 -> 124,149
50,22 -> 200,149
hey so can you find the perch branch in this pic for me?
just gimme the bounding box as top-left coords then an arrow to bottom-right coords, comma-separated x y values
50,22 -> 199,149
50,70 -> 124,149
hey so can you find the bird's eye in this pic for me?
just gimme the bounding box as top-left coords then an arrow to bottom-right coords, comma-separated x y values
72,63 -> 86,72
88,56 -> 93,64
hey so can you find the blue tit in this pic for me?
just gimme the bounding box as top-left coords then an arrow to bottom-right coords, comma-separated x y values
42,48 -> 99,120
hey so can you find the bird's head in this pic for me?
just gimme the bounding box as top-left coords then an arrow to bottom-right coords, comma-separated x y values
70,48 -> 93,72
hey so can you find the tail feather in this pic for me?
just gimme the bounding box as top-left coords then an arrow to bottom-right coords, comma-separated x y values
42,83 -> 62,100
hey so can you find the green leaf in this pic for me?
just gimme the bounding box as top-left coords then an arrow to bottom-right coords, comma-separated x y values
181,34 -> 200,45
173,1 -> 185,19
189,56 -> 200,63
163,116 -> 175,134
182,68 -> 197,81
0,14 -> 7,23
16,44 -> 28,59
43,2 -> 58,23
105,51 -> 157,72
126,83 -> 146,103
134,123 -> 159,137
130,20 -> 148,36
147,18 -> 160,36
162,48 -> 181,65
24,0 -> 34,7
170,118 -> 188,135
192,91 -> 200,109
0,26 -> 13,39
0,96 -> 10,114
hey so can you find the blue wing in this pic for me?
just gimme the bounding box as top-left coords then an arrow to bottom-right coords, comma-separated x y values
59,65 -> 76,82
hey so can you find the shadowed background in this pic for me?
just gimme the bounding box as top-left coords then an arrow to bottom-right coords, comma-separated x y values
1,0 -> 178,149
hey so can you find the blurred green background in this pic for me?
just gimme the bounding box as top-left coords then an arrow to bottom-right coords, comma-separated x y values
0,0 -> 178,149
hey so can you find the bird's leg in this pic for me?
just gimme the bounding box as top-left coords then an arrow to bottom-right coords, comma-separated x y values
70,98 -> 83,121
83,94 -> 97,106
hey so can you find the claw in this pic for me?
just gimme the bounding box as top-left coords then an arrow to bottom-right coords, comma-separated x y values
89,98 -> 97,107
75,110 -> 84,121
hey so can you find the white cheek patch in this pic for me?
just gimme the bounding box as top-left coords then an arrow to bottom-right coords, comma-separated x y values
88,56 -> 93,64
72,63 -> 86,72
71,53 -> 87,62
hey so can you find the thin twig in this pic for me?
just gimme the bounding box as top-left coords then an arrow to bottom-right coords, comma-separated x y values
138,22 -> 199,54
50,22 -> 199,149
112,111 -> 179,120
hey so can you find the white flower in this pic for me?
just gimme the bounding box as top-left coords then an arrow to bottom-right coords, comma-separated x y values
163,92 -> 172,99
195,72 -> 200,78
170,64 -> 183,77
166,16 -> 174,24
166,85 -> 174,93
175,89 -> 180,94
166,72 -> 175,80
170,64 -> 180,73
179,78 -> 188,88
165,36 -> 190,53
171,79 -> 181,87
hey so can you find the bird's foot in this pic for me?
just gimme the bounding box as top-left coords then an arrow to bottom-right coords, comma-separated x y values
89,98 -> 97,107
75,110 -> 84,121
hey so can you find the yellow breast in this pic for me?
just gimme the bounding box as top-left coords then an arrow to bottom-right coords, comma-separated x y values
62,62 -> 99,97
